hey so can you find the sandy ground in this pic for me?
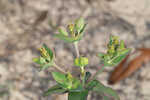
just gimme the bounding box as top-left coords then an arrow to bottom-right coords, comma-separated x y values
0,0 -> 150,100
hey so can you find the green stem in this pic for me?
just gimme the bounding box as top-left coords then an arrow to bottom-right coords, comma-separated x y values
81,67 -> 85,87
89,65 -> 105,82
74,42 -> 79,58
74,42 -> 86,87
53,63 -> 67,74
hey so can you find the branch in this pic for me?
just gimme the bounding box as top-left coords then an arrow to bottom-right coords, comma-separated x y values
53,63 -> 67,74
88,65 -> 105,82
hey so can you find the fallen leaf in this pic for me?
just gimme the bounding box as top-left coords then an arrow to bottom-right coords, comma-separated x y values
108,48 -> 150,84
108,54 -> 129,84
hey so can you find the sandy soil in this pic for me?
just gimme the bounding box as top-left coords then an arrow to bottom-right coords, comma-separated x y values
0,0 -> 150,100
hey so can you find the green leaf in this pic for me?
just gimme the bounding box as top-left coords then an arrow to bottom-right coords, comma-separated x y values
118,48 -> 131,56
71,78 -> 81,89
74,57 -> 88,67
68,90 -> 88,100
86,80 -> 99,91
44,84 -> 66,96
78,24 -> 86,34
52,72 -> 81,90
75,31 -> 85,41
69,85 -> 83,92
58,28 -> 68,36
91,80 -> 120,100
105,49 -> 131,66
54,34 -> 74,42
52,73 -> 69,89
33,56 -> 54,71
52,72 -> 66,85
33,57 -> 46,65
75,18 -> 85,34
118,40 -> 125,50
40,62 -> 54,71
54,33 -> 84,43
33,58 -> 39,63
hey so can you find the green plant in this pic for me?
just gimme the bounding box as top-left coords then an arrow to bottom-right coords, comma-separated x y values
33,18 -> 131,100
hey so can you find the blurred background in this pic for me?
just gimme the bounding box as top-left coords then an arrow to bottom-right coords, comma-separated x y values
0,0 -> 150,100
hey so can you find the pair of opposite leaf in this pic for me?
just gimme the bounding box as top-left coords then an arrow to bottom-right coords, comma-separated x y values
98,36 -> 131,66
33,44 -> 54,70
55,18 -> 86,43
51,72 -> 81,90
109,48 -> 150,84
45,72 -> 120,100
